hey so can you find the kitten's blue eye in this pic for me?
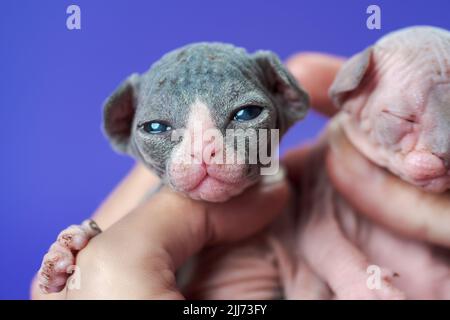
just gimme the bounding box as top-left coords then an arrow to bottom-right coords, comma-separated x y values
233,106 -> 263,122
142,121 -> 172,134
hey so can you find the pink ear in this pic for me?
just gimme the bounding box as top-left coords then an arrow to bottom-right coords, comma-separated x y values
102,73 -> 140,153
329,47 -> 373,108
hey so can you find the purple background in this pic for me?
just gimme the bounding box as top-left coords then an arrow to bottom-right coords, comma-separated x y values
1,0 -> 449,299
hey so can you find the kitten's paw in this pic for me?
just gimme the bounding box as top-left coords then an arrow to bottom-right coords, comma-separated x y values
38,220 -> 101,293
38,242 -> 75,293
56,224 -> 93,250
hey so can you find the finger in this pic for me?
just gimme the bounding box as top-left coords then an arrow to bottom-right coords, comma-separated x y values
65,170 -> 289,299
326,122 -> 450,247
206,167 -> 290,244
286,52 -> 344,117
124,168 -> 290,266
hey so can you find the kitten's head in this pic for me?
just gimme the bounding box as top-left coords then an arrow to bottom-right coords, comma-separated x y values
103,43 -> 309,202
329,26 -> 450,192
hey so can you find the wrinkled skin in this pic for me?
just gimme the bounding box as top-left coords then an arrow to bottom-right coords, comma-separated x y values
182,26 -> 450,300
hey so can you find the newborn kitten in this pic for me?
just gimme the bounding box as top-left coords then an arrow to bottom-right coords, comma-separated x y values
37,43 -> 309,293
183,26 -> 450,300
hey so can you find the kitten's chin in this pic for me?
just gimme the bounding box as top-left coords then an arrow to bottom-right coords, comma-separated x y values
183,176 -> 254,203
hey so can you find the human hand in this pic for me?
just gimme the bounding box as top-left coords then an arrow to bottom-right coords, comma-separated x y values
57,171 -> 289,299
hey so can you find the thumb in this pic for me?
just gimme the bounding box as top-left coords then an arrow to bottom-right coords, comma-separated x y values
118,166 -> 289,267
286,52 -> 344,117
205,166 -> 290,245
66,168 -> 289,299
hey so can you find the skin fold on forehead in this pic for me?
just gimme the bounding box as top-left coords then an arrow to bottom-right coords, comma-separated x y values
138,43 -> 270,127
329,26 -> 450,192
102,42 -> 309,197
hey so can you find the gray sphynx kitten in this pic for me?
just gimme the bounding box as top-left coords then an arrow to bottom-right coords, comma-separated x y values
39,26 -> 450,299
37,42 -> 309,293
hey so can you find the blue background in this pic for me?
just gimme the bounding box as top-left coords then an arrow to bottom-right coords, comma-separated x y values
1,0 -> 449,299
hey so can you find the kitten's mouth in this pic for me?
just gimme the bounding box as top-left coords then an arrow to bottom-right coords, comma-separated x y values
184,169 -> 253,202
185,173 -> 250,202
187,174 -> 234,192
398,151 -> 450,192
406,175 -> 450,193
169,162 -> 258,202
402,151 -> 448,179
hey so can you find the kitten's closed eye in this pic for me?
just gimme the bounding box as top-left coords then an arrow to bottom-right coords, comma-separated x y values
374,109 -> 415,147
141,121 -> 173,134
233,105 -> 263,122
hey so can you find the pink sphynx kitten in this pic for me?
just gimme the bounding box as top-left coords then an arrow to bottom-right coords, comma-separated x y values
38,26 -> 450,299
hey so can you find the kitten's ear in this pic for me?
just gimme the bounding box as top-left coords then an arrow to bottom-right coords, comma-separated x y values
329,47 -> 373,107
252,51 -> 309,131
102,73 -> 140,153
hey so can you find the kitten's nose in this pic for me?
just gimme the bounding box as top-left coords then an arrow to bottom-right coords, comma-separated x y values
190,142 -> 221,165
